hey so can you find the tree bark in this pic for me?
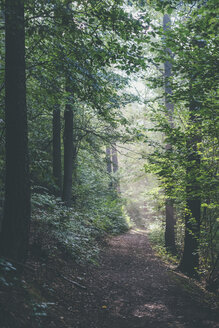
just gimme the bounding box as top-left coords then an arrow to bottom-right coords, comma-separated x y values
0,0 -> 31,261
179,103 -> 201,277
178,27 -> 203,276
112,146 -> 120,192
112,146 -> 118,174
163,14 -> 176,253
62,86 -> 73,207
106,147 -> 112,174
53,106 -> 62,196
165,199 -> 176,252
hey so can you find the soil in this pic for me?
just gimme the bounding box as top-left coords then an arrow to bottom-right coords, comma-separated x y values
1,229 -> 219,328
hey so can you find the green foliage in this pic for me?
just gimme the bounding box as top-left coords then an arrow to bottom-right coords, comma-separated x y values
0,0 -> 217,290
31,302 -> 55,319
32,189 -> 130,263
147,220 -> 165,246
143,1 -> 219,279
0,258 -> 17,287
147,221 -> 179,264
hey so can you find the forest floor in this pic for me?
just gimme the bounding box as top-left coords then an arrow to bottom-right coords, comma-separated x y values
1,229 -> 219,328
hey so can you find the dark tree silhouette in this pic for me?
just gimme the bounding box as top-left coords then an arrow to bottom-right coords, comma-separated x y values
0,0 -> 31,261
53,105 -> 62,196
163,14 -> 176,254
179,99 -> 201,277
62,84 -> 73,206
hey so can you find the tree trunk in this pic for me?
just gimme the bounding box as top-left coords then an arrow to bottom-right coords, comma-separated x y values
179,190 -> 201,277
106,147 -> 112,174
53,106 -> 62,196
165,199 -> 176,252
179,106 -> 201,276
62,86 -> 73,207
163,14 -> 176,253
71,123 -> 77,204
112,146 -> 120,192
112,146 -> 118,174
0,0 -> 31,261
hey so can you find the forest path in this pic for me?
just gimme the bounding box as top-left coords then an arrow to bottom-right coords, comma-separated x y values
55,229 -> 219,328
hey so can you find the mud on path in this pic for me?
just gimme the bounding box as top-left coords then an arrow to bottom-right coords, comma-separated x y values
47,229 -> 219,328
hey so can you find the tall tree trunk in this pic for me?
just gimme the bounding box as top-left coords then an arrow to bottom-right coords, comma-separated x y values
62,87 -> 73,207
112,145 -> 120,192
165,199 -> 176,252
163,14 -> 176,253
106,147 -> 112,174
179,100 -> 201,277
178,32 -> 204,276
53,106 -> 62,196
0,0 -> 31,261
71,124 -> 77,204
112,146 -> 118,174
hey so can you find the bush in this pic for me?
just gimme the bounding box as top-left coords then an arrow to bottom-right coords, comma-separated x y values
31,192 -> 130,264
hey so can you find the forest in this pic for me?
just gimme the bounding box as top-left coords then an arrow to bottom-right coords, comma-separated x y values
0,0 -> 218,327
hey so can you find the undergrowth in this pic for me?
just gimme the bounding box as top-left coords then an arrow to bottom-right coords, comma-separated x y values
32,192 -> 131,264
0,191 -> 131,328
147,220 -> 179,266
147,218 -> 219,294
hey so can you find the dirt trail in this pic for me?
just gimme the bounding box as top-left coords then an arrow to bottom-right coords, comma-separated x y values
53,229 -> 219,328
